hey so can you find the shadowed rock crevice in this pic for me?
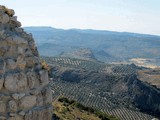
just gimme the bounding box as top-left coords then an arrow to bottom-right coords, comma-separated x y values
0,5 -> 52,120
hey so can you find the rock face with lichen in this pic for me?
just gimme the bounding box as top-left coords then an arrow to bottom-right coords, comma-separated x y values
0,5 -> 52,120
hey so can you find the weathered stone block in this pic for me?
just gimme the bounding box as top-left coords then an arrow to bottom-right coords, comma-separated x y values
39,70 -> 49,86
17,47 -> 24,55
17,73 -> 28,90
25,57 -> 35,67
10,20 -> 21,28
30,89 -> 40,95
36,96 -> 43,106
10,16 -> 17,22
4,72 -> 28,92
24,106 -> 52,120
0,13 -> 10,23
24,48 -> 33,57
0,101 -> 6,113
12,36 -> 27,44
42,87 -> 52,104
18,61 -> 26,69
4,46 -> 17,57
12,93 -> 25,100
4,74 -> 17,91
27,72 -> 36,89
16,56 -> 24,63
16,56 -> 26,69
8,115 -> 21,120
6,59 -> 17,69
8,100 -> 17,112
20,96 -> 36,109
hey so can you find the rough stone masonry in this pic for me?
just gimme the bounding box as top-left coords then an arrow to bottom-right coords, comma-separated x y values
0,5 -> 52,120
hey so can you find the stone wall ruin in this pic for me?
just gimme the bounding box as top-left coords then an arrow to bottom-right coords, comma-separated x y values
0,5 -> 52,120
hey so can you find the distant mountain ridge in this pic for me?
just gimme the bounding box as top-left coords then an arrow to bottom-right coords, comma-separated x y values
24,26 -> 160,64
24,26 -> 160,37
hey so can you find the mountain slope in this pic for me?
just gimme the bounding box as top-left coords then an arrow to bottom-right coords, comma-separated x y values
43,57 -> 160,120
24,27 -> 160,63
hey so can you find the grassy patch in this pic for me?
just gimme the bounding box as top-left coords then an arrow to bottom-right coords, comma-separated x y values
53,97 -> 119,120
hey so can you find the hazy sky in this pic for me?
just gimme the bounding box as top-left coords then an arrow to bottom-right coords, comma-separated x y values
1,0 -> 160,35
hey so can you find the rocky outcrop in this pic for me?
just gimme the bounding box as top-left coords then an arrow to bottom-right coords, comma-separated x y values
128,76 -> 160,115
60,48 -> 97,61
0,5 -> 52,120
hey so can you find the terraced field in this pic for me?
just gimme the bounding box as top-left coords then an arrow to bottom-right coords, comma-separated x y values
43,57 -> 159,120
43,57 -> 106,71
43,56 -> 136,75
51,81 -> 153,120
50,81 -> 153,120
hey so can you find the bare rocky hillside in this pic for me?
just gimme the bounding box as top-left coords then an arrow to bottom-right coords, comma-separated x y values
43,57 -> 160,120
